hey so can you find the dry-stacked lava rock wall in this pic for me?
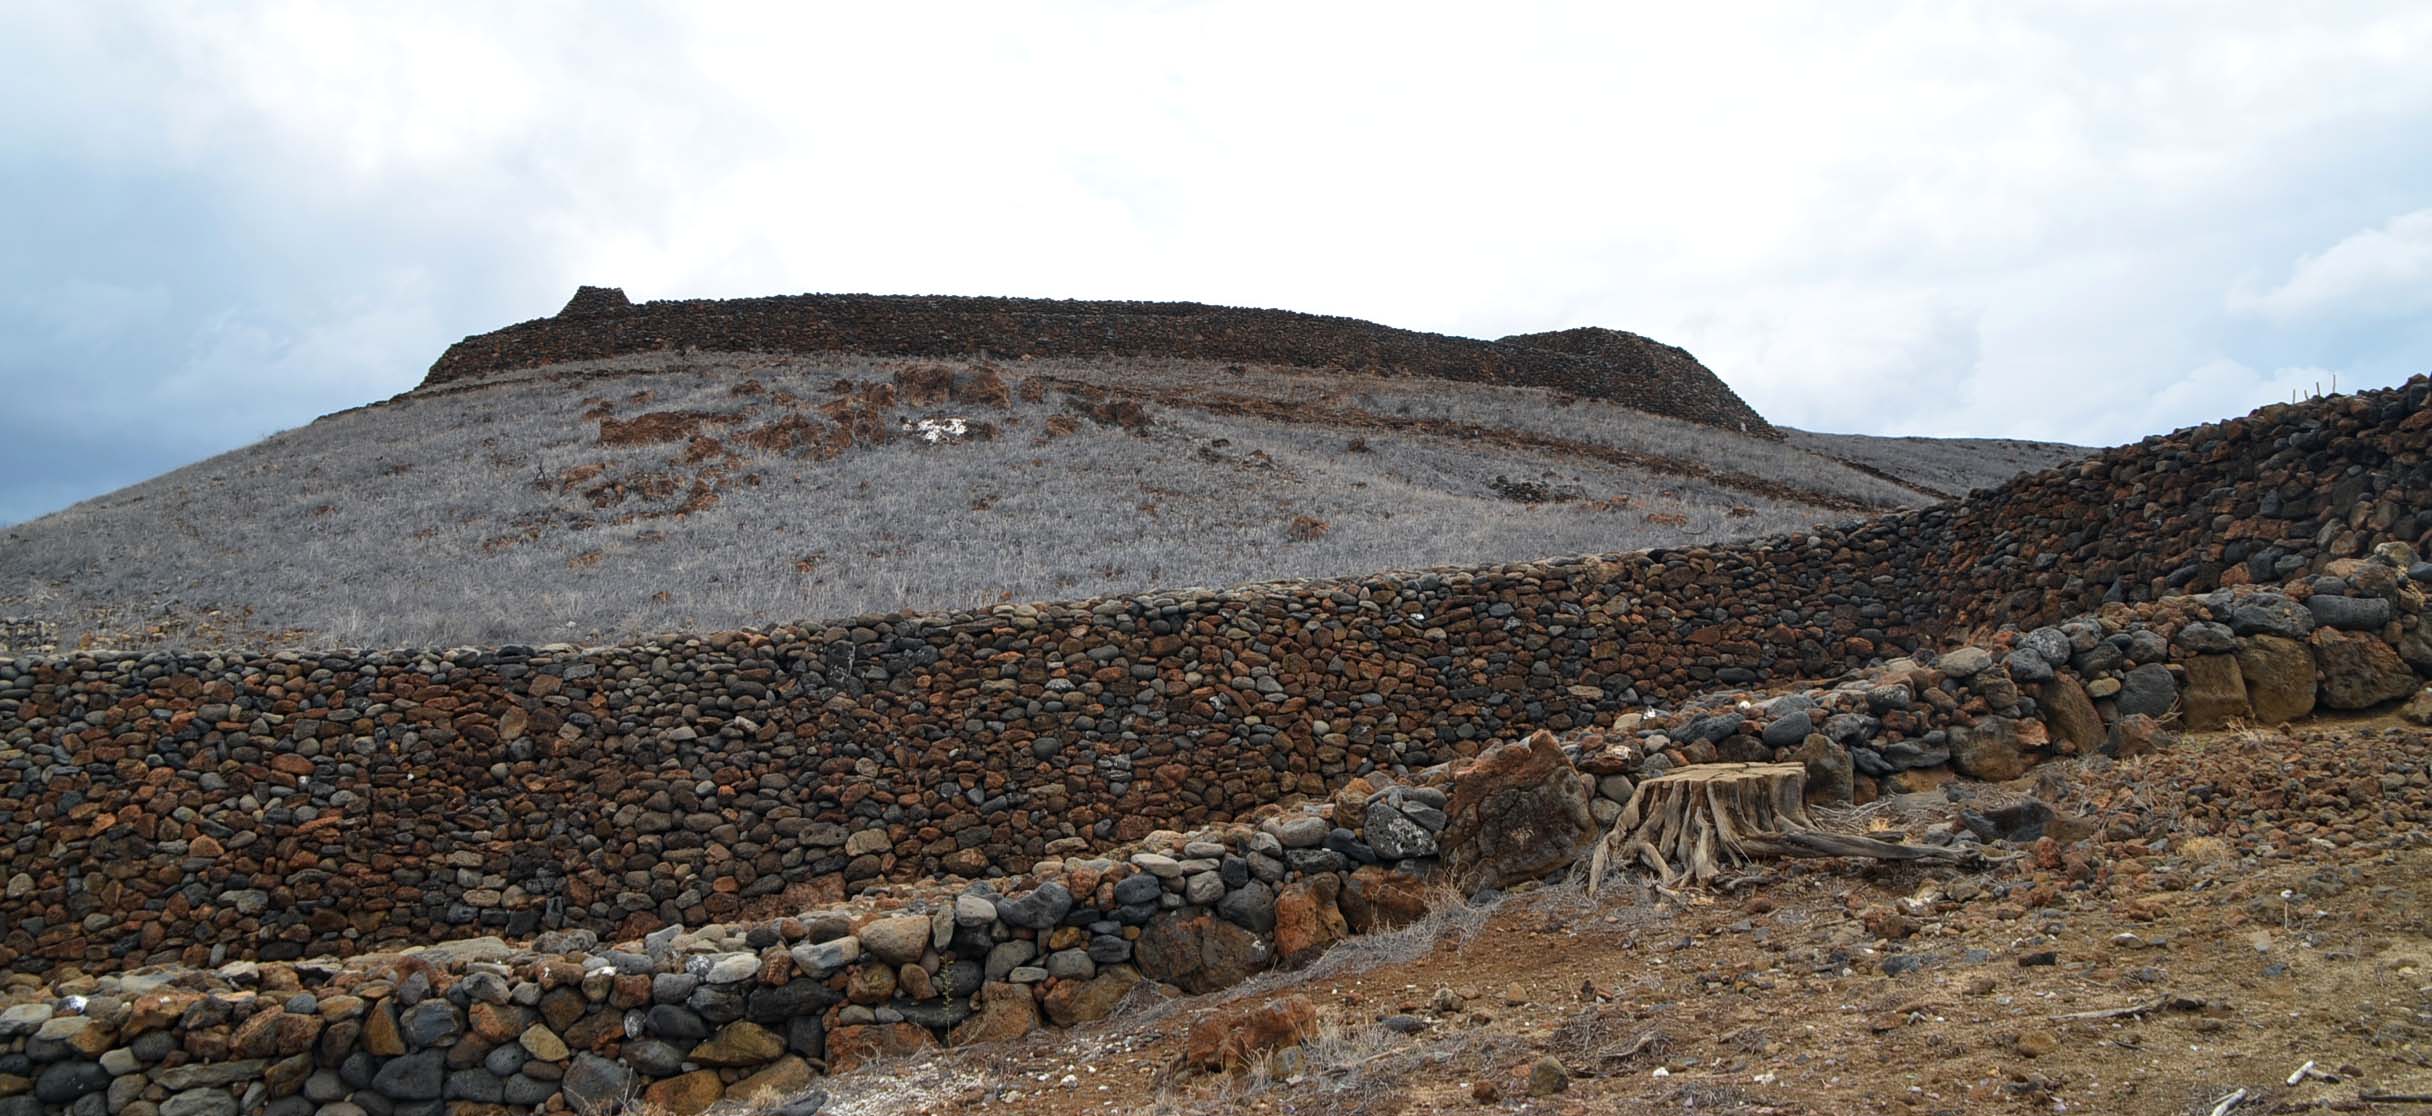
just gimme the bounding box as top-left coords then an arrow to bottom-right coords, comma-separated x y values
1496,326 -> 1772,437
3,568 -> 2426,1116
419,289 -> 1778,435
0,378 -> 2425,978
1927,386 -> 2432,630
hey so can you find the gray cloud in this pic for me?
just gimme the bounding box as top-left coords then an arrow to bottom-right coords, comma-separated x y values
4,3 -> 2430,526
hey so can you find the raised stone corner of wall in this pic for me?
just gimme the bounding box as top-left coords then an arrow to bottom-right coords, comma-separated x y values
557,285 -> 633,318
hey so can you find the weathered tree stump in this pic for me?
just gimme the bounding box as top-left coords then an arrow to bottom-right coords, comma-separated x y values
1588,762 -> 1980,891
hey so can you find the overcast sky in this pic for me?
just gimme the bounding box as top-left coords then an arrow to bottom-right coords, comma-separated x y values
4,3 -> 2429,526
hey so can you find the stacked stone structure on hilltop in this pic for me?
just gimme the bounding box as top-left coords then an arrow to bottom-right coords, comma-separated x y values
554,285 -> 633,318
1496,325 -> 1761,431
419,288 -> 1779,435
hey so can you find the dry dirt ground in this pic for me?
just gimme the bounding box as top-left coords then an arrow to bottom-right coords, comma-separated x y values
807,714 -> 2432,1116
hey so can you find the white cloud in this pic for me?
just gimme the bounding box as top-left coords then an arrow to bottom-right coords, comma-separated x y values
2231,208 -> 2432,323
5,2 -> 2432,521
16,280 -> 171,345
2123,359 -> 2343,438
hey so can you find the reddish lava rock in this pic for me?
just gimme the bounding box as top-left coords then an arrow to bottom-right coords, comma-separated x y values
1182,994 -> 1321,1071
1442,730 -> 1598,892
824,1022 -> 938,1073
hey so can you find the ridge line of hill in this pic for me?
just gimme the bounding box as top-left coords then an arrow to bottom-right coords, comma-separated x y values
422,287 -> 1777,436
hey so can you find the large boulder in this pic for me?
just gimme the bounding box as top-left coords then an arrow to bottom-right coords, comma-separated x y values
1181,995 -> 1319,1071
726,1057 -> 814,1107
2310,629 -> 2418,709
2401,687 -> 2432,726
1272,876 -> 1350,969
32,1063 -> 110,1105
1950,717 -> 2039,781
2399,623 -> 2432,675
992,883 -> 1072,930
2106,713 -> 2168,758
1936,647 -> 1994,677
2228,594 -> 2316,638
2037,677 -> 2104,754
560,1054 -> 632,1115
1792,733 -> 1853,806
2236,635 -> 2317,723
1134,912 -> 1270,994
1215,880 -> 1276,933
1362,801 -> 1437,860
232,1007 -> 323,1058
642,1070 -> 724,1116
2179,654 -> 2251,730
1440,731 -> 1598,891
370,1050 -> 445,1101
1041,966 -> 1147,1026
1340,865 -> 1430,934
857,916 -> 933,966
2307,593 -> 2393,631
2115,664 -> 2178,719
688,1020 -> 784,1067
824,1023 -> 937,1073
948,982 -> 1039,1046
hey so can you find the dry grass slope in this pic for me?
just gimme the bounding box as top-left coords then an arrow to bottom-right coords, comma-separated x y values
1782,428 -> 2090,500
0,352 -> 2089,650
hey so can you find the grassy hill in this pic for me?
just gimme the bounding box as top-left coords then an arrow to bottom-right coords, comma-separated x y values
0,351 -> 2087,650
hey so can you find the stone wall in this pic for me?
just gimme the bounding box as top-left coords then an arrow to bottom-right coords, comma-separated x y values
3,569 -> 2426,1116
418,289 -> 1779,435
1925,386 -> 2432,630
0,377 -> 2426,979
